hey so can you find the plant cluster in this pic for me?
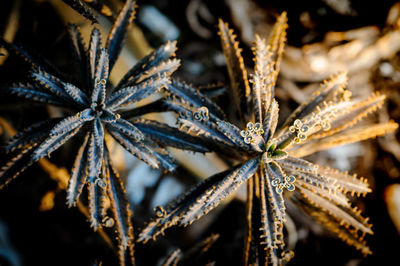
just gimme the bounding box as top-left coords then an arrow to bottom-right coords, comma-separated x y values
0,0 -> 398,265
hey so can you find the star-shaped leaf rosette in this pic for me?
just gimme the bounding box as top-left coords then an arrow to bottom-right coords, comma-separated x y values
0,0 -> 208,261
138,12 -> 398,265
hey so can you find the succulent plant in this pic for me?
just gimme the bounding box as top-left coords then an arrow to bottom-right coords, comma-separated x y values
138,12 -> 398,265
0,0 -> 205,263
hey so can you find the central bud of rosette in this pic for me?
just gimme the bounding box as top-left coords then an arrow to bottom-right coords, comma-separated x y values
240,122 -> 296,194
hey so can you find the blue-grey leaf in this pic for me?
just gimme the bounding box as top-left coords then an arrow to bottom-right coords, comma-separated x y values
104,152 -> 134,250
6,119 -> 61,153
64,83 -> 89,107
106,0 -> 136,70
105,118 -> 144,141
177,116 -> 235,148
31,71 -> 76,105
32,122 -> 83,162
0,142 -> 40,189
264,161 -> 287,217
107,129 -> 159,169
117,40 -> 177,89
106,74 -> 169,110
87,119 -> 104,182
132,119 -> 210,153
89,27 -> 102,82
66,132 -> 90,207
88,176 -> 107,230
91,49 -> 109,106
100,108 -> 120,123
8,83 -> 66,105
138,158 -> 260,243
62,0 -> 98,23
151,147 -> 176,172
215,119 -> 251,151
166,80 -> 226,120
50,109 -> 93,137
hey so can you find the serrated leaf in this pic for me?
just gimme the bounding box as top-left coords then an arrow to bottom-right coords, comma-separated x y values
296,187 -> 372,234
264,162 -> 286,220
6,119 -> 61,153
104,118 -> 144,141
31,71 -> 76,105
263,99 -> 279,141
87,119 -> 104,182
89,27 -> 102,83
107,129 -> 159,169
118,242 -> 135,266
280,72 -> 348,131
106,0 -> 136,70
8,83 -> 66,106
289,122 -> 398,157
218,19 -> 250,124
91,49 -> 109,106
317,165 -> 371,196
106,74 -> 169,110
166,80 -> 226,119
277,156 -> 319,174
32,122 -> 83,162
104,151 -> 134,250
292,193 -> 372,255
308,93 -> 386,140
120,98 -> 168,118
127,59 -> 179,87
62,0 -> 98,23
251,35 -> 277,124
88,177 -> 107,230
66,132 -> 90,207
177,116 -> 235,148
215,119 -> 251,151
265,11 -> 287,80
49,109 -> 93,136
138,158 -> 260,243
117,40 -> 177,89
259,168 -> 287,265
132,118 -> 209,153
64,83 -> 89,107
0,143 -> 39,189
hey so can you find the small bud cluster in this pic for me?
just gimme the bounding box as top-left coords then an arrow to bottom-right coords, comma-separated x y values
271,175 -> 296,194
193,106 -> 209,121
95,178 -> 107,189
289,119 -> 309,143
95,78 -> 107,85
240,122 -> 264,144
102,216 -> 114,227
154,206 -> 167,218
